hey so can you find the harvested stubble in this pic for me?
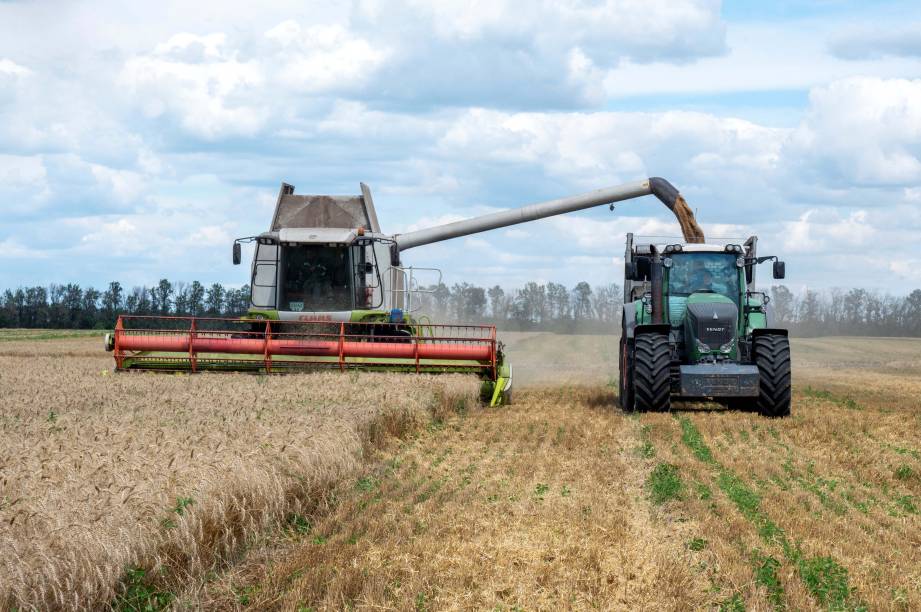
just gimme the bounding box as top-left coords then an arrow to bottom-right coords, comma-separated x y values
192,334 -> 921,610
0,338 -> 478,610
191,386 -> 713,610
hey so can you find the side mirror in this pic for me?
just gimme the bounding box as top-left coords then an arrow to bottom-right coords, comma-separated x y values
773,260 -> 785,280
232,242 -> 241,265
624,261 -> 637,280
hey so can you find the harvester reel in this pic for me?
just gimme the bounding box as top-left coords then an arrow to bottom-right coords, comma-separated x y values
753,334 -> 791,417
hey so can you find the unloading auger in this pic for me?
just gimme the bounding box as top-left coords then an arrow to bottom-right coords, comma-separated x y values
105,178 -> 704,405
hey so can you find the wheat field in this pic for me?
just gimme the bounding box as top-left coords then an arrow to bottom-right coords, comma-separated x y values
0,333 -> 478,610
1,331 -> 920,610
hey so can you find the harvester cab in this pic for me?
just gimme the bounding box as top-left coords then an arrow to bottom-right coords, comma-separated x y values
619,234 -> 791,416
232,182 -> 420,324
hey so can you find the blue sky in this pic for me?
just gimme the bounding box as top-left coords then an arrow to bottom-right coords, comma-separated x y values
1,0 -> 920,294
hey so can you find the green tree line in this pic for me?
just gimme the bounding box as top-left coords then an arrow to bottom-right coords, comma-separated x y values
3,279 -> 921,337
0,280 -> 251,329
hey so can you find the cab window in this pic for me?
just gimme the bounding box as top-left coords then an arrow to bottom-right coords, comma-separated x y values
668,253 -> 739,303
281,245 -> 353,311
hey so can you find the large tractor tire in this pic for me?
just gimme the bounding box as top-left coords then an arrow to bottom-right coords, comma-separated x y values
633,333 -> 671,412
618,335 -> 635,412
753,334 -> 791,417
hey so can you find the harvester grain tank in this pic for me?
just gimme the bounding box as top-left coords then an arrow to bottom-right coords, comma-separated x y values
106,177 -> 723,406
618,235 -> 791,416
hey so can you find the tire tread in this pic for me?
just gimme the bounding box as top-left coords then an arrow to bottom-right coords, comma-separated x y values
633,333 -> 671,412
753,334 -> 792,417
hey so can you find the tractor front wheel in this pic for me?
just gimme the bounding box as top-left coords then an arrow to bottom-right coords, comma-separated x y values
633,333 -> 671,412
753,334 -> 791,417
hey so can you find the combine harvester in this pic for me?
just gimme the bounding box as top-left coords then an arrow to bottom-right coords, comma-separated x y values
106,177 -> 788,412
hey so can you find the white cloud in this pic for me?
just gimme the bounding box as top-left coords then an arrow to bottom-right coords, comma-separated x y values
503,228 -> 531,239
781,209 -> 876,255
0,238 -> 51,259
438,107 -> 785,190
889,259 -> 921,282
830,24 -> 921,60
0,154 -> 46,186
3,3 -> 921,293
265,21 -> 389,92
788,77 -> 921,185
79,218 -> 143,256
602,22 -> 921,99
0,58 -> 30,76
120,32 -> 266,139
0,154 -> 50,213
89,164 -> 145,204
362,0 -> 726,62
188,225 -> 232,246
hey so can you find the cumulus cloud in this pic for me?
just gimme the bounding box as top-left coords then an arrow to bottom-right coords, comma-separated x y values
351,0 -> 726,109
788,77 -> 921,186
120,32 -> 267,139
830,24 -> 921,60
264,21 -> 389,92
781,209 -> 876,255
0,58 -> 30,77
437,106 -> 785,201
0,238 -> 51,259
0,154 -> 50,214
3,1 -> 921,293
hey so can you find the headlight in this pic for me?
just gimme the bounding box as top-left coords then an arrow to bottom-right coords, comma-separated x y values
696,339 -> 711,354
719,339 -> 735,354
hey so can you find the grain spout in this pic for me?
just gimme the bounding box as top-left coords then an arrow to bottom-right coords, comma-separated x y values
673,194 -> 705,243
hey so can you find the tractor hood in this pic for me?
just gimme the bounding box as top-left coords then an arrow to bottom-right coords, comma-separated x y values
683,293 -> 738,360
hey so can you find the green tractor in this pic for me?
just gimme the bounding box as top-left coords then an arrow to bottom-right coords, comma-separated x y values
618,234 -> 791,416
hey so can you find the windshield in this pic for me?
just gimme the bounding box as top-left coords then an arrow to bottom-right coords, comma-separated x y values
668,252 -> 740,303
281,245 -> 353,312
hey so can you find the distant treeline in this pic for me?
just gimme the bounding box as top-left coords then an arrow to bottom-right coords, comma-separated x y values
2,279 -> 921,337
0,281 -> 251,329
417,282 -> 921,336
768,286 -> 921,337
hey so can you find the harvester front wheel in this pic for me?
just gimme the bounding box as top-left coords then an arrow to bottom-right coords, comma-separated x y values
633,333 -> 671,412
753,334 -> 791,417
618,336 -> 635,412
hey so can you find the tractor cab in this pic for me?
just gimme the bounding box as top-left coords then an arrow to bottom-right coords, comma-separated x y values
661,244 -> 746,363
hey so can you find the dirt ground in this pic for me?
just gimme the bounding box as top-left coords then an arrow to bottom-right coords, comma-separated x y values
2,331 -> 920,610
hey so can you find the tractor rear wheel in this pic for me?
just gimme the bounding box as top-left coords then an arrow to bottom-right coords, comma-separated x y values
618,335 -> 635,412
753,334 -> 791,417
633,333 -> 671,412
